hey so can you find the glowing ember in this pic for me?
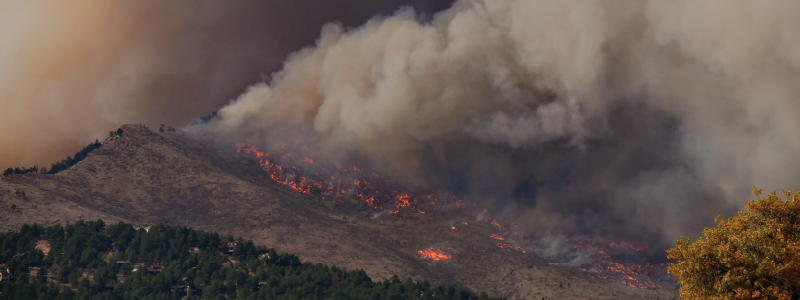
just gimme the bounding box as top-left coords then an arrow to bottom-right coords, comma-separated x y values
237,143 -> 468,214
544,237 -> 671,289
238,141 -> 670,290
417,248 -> 452,261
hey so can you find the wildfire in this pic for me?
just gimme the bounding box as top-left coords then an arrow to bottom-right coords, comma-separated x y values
546,237 -> 670,289
417,248 -> 452,261
237,142 -> 669,290
237,143 -> 453,213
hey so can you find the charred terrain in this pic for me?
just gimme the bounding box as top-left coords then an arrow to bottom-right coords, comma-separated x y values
0,124 -> 678,299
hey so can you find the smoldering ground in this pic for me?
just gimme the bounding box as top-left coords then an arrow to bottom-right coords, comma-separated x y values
0,0 -> 453,170
219,0 -> 800,248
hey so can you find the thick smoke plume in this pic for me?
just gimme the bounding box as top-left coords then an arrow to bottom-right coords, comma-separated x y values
0,0 -> 452,170
220,0 -> 800,247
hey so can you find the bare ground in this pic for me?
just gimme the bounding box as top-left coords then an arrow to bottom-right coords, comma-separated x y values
0,124 -> 678,300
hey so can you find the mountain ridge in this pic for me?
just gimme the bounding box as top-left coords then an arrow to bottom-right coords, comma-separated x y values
0,124 -> 678,299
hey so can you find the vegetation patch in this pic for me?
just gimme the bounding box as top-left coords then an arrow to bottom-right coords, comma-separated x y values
0,221 -> 502,300
668,187 -> 800,299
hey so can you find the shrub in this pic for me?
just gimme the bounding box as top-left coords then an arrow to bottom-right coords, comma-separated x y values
667,186 -> 800,300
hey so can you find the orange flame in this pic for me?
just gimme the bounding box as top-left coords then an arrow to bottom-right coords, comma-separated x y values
417,248 -> 452,261
556,237 -> 667,289
237,143 -> 463,214
238,142 -> 667,290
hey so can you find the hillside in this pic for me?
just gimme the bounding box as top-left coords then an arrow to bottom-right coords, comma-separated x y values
0,124 -> 678,299
0,221 -> 501,300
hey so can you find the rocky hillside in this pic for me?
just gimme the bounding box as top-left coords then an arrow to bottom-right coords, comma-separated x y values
0,124 -> 678,300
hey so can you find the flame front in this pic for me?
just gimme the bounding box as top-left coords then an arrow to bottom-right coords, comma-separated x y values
237,142 -> 669,289
237,143 -> 463,213
417,248 -> 452,261
550,237 -> 670,289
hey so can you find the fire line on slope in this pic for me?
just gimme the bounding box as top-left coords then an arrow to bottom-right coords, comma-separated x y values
237,141 -> 671,289
417,247 -> 452,261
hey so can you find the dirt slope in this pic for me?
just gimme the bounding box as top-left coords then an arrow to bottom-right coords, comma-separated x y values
0,124 -> 678,299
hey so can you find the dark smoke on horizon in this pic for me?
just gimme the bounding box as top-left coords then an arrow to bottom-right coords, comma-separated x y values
219,0 -> 800,248
0,0 -> 454,170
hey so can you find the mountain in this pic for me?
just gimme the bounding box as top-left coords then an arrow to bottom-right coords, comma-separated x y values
0,124 -> 678,299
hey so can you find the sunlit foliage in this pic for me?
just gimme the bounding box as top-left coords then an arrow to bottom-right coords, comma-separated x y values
667,186 -> 800,300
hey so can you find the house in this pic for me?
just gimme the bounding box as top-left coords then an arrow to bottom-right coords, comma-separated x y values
218,242 -> 237,253
170,285 -> 201,297
132,226 -> 151,232
190,247 -> 200,254
145,264 -> 164,275
0,266 -> 11,282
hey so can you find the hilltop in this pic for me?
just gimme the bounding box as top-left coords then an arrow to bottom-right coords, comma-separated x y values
0,124 -> 678,299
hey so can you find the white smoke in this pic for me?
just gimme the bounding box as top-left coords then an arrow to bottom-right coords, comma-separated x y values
220,0 -> 800,246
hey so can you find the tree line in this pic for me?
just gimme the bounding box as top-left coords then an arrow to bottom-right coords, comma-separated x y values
2,129 -> 122,177
191,112 -> 218,126
0,221 -> 503,300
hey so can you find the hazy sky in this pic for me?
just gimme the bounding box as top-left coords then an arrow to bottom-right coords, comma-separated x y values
0,0 -> 454,169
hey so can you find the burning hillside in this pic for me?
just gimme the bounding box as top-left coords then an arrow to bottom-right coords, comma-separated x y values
418,247 -> 452,261
236,140 -> 673,289
212,5 -> 800,294
543,237 -> 671,289
236,142 -> 467,214
0,123 -> 678,299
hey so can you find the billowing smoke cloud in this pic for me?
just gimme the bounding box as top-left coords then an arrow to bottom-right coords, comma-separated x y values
220,0 -> 800,247
0,0 -> 453,170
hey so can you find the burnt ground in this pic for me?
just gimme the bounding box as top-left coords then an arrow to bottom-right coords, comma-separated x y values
0,124 -> 679,300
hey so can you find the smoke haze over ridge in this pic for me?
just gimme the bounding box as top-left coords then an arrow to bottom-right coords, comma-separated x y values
0,0 -> 453,170
219,0 -> 800,246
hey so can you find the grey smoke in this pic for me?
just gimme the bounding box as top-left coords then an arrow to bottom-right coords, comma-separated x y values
220,0 -> 800,247
0,0 -> 453,170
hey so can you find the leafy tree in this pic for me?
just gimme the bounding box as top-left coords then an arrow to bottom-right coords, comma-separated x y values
0,221 -> 503,300
109,128 -> 123,138
667,186 -> 800,300
191,111 -> 218,126
2,166 -> 39,176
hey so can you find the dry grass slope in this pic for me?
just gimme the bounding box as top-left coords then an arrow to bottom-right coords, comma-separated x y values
0,124 -> 678,300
